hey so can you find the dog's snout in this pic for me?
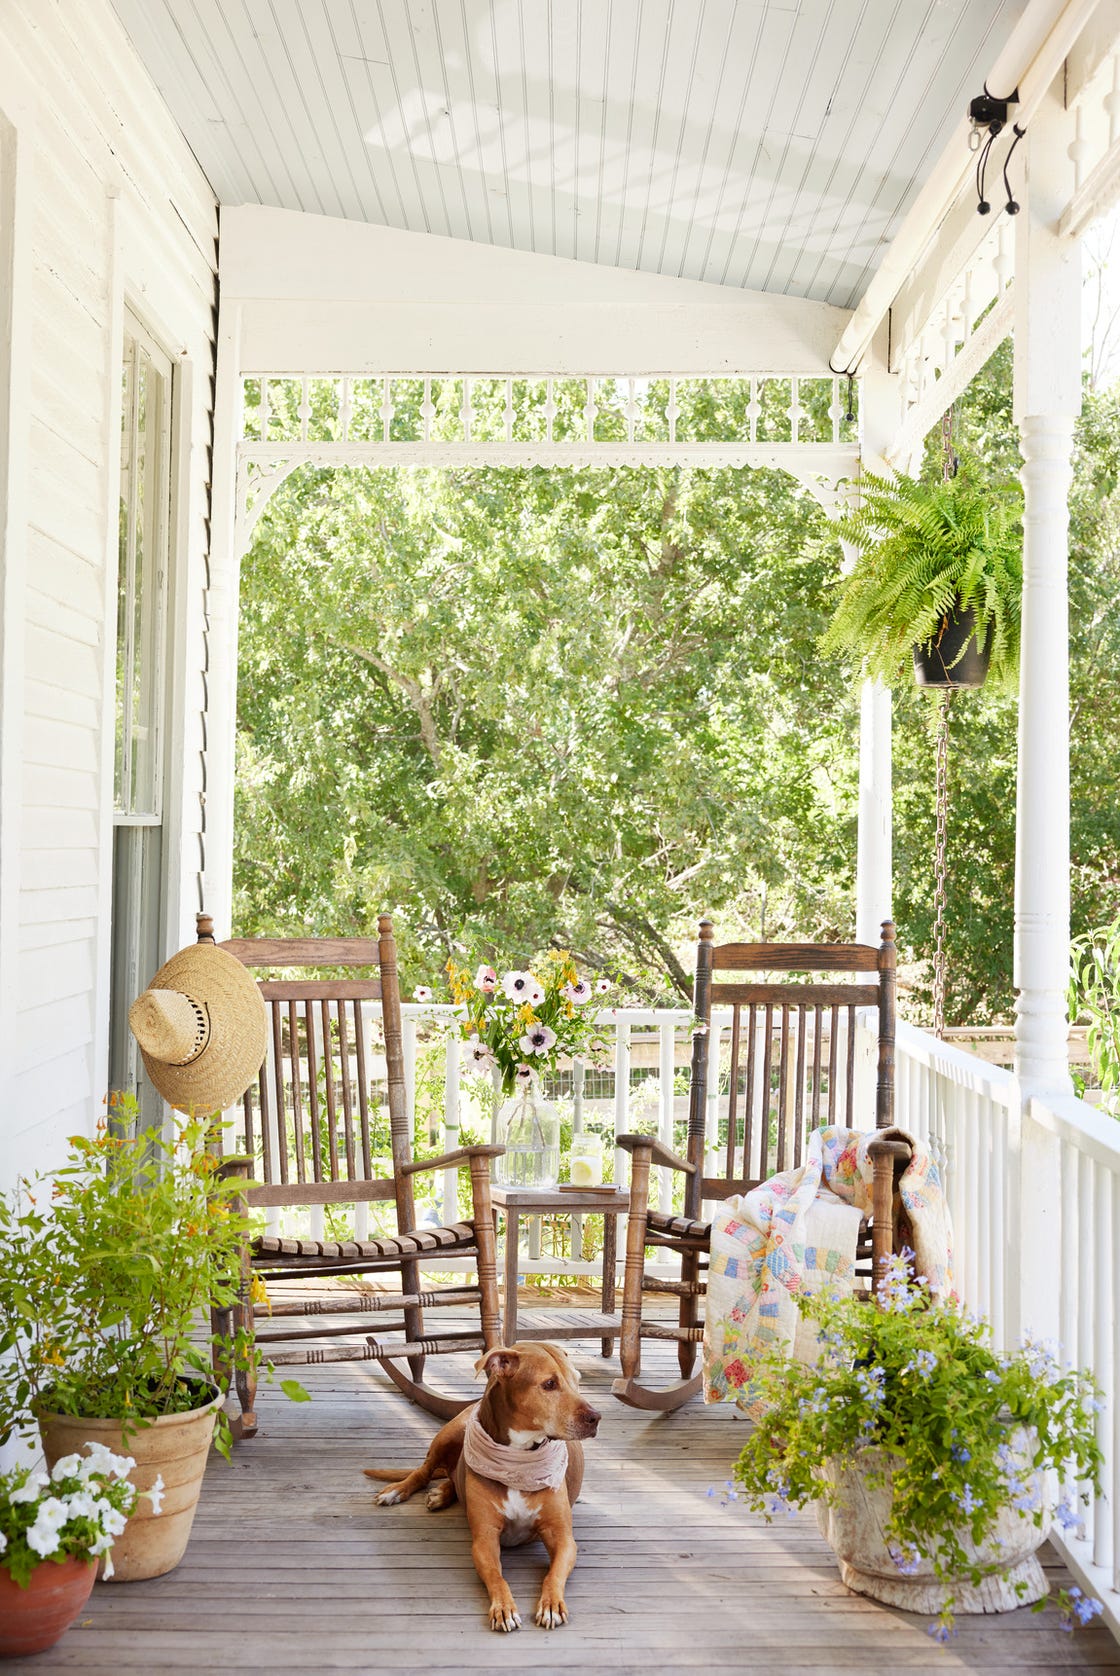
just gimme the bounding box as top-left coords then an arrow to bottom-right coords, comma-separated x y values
576,1403 -> 601,1436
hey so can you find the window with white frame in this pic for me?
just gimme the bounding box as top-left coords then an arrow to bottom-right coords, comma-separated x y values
108,314 -> 173,1126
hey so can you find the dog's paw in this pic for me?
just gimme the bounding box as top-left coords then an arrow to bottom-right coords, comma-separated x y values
488,1599 -> 522,1633
373,1485 -> 406,1506
534,1593 -> 568,1629
425,1480 -> 455,1511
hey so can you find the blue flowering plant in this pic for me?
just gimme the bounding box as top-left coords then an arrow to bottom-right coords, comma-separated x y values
729,1254 -> 1104,1639
0,1445 -> 162,1587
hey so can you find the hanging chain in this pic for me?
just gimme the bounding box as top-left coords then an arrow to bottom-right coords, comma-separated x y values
931,690 -> 952,1037
930,403 -> 957,1038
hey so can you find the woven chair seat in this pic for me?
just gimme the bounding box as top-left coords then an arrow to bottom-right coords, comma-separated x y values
646,1208 -> 711,1241
253,1219 -> 477,1261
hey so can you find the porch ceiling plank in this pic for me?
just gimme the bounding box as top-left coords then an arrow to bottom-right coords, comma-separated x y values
22,1331 -> 1120,1672
108,0 -> 1028,311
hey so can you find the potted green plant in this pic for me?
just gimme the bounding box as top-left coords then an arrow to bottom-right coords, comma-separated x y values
0,1099 -> 271,1583
0,1449 -> 160,1655
729,1253 -> 1103,1642
821,463 -> 1023,689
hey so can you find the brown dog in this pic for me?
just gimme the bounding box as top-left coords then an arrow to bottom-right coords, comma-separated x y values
364,1341 -> 601,1632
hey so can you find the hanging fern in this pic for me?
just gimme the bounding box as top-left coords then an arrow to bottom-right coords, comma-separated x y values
821,460 -> 1023,689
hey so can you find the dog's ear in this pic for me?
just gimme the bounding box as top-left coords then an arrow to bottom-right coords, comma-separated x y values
539,1341 -> 580,1380
474,1347 -> 520,1381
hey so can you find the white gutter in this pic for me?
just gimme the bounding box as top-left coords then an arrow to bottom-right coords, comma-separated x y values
831,0 -> 1102,374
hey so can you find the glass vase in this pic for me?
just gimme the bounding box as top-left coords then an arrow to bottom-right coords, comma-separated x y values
494,1074 -> 561,1189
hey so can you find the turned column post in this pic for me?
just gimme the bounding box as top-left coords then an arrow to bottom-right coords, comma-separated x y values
1012,86 -> 1081,1100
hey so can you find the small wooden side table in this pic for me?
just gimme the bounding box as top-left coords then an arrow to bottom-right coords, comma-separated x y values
490,1184 -> 630,1357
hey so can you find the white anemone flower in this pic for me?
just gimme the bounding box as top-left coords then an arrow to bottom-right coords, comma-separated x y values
594,978 -> 611,994
501,971 -> 534,1001
519,1024 -> 557,1056
474,965 -> 498,992
514,1063 -> 533,1083
562,980 -> 592,1005
525,984 -> 545,1007
413,985 -> 433,1003
464,1035 -> 497,1075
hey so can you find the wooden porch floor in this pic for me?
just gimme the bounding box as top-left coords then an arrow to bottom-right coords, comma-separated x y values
7,1313 -> 1120,1676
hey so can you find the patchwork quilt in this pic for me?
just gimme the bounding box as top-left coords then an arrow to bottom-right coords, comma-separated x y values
702,1125 -> 952,1411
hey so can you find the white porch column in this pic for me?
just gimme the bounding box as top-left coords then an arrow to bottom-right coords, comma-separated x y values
1012,86 -> 1081,1099
853,327 -> 900,944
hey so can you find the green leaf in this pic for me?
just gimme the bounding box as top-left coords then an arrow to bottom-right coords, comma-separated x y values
279,1379 -> 312,1404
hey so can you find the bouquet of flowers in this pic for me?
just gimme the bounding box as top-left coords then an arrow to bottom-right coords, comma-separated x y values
0,1446 -> 163,1587
430,950 -> 611,1096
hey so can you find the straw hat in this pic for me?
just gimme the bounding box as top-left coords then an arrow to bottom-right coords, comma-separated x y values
128,936 -> 268,1112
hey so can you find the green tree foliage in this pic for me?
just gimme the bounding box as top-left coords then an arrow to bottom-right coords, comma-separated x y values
234,342 -> 1120,1023
235,465 -> 858,998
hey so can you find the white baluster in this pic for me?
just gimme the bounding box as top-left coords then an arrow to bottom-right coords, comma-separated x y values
1078,1147 -> 1096,1543
298,376 -> 310,442
504,378 -> 514,441
613,1018 -> 631,1188
544,377 -> 556,443
1094,1161 -> 1113,1573
403,1014 -> 417,1153
443,1033 -> 461,1225
659,1019 -> 675,1214
421,376 -> 434,442
1106,53 -> 1120,150
667,375 -> 679,444
1068,102 -> 1088,197
339,376 -> 352,442
380,376 -> 393,443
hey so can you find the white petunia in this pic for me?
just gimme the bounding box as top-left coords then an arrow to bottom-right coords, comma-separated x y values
9,1471 -> 49,1504
62,1489 -> 99,1520
101,1552 -> 115,1580
80,1443 -> 134,1479
51,1454 -> 85,1483
519,1024 -> 556,1056
0,1531 -> 7,1554
26,1518 -> 62,1558
146,1474 -> 165,1517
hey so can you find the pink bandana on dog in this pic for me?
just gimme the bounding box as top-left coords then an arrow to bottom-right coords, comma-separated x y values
462,1410 -> 568,1492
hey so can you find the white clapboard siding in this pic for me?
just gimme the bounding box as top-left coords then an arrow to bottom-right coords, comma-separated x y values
0,0 -> 218,1188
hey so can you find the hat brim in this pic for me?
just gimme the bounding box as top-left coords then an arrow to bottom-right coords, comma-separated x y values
136,943 -> 268,1113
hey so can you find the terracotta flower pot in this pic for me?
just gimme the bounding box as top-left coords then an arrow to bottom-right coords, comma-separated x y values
815,1433 -> 1050,1614
0,1556 -> 96,1658
37,1387 -> 222,1583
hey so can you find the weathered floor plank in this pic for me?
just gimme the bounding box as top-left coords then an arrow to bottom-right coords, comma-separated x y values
5,1322 -> 1119,1676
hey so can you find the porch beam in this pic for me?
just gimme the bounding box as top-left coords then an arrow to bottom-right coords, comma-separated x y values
1012,85 -> 1082,1100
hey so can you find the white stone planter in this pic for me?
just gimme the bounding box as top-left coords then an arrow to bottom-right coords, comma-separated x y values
815,1435 -> 1051,1614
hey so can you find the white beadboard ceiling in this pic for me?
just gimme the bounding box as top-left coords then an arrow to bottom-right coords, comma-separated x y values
109,0 -> 1027,311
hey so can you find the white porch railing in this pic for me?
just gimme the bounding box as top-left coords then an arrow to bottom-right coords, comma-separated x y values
888,1019 -> 1120,1637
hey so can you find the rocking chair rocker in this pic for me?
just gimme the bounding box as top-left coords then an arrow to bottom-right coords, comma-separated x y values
213,916 -> 503,1432
613,919 -> 906,1412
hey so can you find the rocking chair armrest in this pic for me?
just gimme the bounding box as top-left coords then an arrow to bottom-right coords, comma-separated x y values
865,1136 -> 912,1165
215,1155 -> 253,1182
615,1134 -> 696,1175
400,1145 -> 505,1177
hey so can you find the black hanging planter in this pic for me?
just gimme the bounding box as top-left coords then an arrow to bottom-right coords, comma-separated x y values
912,602 -> 991,689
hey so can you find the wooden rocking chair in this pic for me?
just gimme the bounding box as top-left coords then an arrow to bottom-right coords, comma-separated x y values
613,919 -> 908,1412
212,915 -> 503,1433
